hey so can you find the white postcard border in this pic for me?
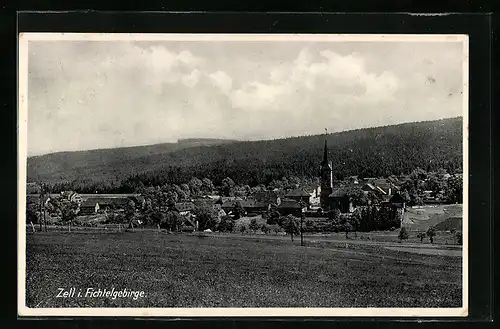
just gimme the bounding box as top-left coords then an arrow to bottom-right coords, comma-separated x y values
17,32 -> 469,317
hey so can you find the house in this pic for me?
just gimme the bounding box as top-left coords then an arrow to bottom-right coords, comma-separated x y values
60,191 -> 83,205
277,199 -> 306,217
221,199 -> 269,215
284,189 -> 311,205
79,199 -> 100,215
239,199 -> 270,214
79,196 -> 131,212
173,202 -> 196,216
250,191 -> 281,205
347,176 -> 360,185
328,188 -> 355,213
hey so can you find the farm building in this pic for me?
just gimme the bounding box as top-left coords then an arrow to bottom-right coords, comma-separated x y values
173,202 -> 196,216
284,189 -> 311,205
79,199 -> 100,215
327,188 -> 354,213
250,191 -> 281,205
277,199 -> 306,217
221,199 -> 269,215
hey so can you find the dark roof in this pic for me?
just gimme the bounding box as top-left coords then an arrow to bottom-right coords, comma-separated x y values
278,199 -> 303,209
240,199 -> 269,209
285,189 -> 310,197
82,197 -> 130,207
193,198 -> 218,207
174,202 -> 195,212
329,188 -> 348,198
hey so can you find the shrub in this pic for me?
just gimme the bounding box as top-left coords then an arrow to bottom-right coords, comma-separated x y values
398,227 -> 409,241
261,224 -> 270,234
416,232 -> 426,243
426,226 -> 436,244
239,225 -> 247,233
218,216 -> 235,233
249,218 -> 259,232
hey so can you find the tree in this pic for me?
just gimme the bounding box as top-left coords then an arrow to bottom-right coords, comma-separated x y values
283,215 -> 300,241
58,199 -> 79,224
445,174 -> 463,204
201,178 -> 215,195
328,208 -> 341,222
188,177 -> 203,197
218,215 -> 235,232
417,232 -> 426,243
125,199 -> 136,228
194,204 -> 219,231
426,226 -> 436,244
232,201 -> 246,220
165,191 -> 178,208
455,231 -> 462,245
266,209 -> 281,225
26,201 -> 40,224
344,185 -> 368,207
221,177 -> 236,197
239,225 -> 247,233
163,211 -> 183,231
249,217 -> 259,232
180,184 -> 191,200
398,227 -> 409,241
340,215 -> 353,239
350,212 -> 361,238
261,223 -> 270,234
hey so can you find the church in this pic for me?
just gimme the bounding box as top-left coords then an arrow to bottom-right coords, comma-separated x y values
318,132 -> 353,213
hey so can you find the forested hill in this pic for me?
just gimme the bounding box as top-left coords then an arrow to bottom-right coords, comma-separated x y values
27,117 -> 463,191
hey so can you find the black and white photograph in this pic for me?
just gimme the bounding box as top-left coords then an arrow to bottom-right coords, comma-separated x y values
18,33 -> 468,317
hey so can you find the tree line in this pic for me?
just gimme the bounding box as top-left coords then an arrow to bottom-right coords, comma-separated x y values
28,117 -> 463,191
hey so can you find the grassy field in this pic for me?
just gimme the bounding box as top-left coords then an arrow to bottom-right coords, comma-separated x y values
25,231 -> 462,308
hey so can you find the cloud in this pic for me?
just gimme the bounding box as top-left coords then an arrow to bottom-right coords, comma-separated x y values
27,40 -> 464,156
228,48 -> 400,113
209,71 -> 233,94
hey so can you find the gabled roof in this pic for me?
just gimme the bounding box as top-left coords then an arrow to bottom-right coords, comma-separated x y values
329,188 -> 348,198
285,189 -> 311,197
193,198 -> 217,207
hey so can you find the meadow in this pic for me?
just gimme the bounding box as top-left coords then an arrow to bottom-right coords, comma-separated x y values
25,230 -> 462,308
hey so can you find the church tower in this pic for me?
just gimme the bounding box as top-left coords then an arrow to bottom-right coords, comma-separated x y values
319,130 -> 333,210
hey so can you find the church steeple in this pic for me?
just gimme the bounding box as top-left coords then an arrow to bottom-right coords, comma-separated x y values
322,129 -> 329,166
320,128 -> 333,183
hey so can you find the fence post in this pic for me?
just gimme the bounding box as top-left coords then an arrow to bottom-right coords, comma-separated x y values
30,221 -> 36,233
118,224 -> 121,232
68,223 -> 71,232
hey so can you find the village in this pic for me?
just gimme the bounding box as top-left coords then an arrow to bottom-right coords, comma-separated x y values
26,136 -> 463,240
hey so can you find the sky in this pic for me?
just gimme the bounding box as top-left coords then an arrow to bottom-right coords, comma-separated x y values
26,38 -> 465,156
